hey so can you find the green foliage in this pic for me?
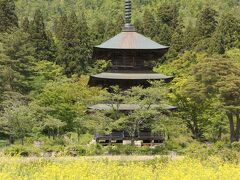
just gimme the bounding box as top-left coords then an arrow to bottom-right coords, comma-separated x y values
0,103 -> 39,145
196,6 -> 218,38
0,0 -> 18,32
231,142 -> 240,151
33,77 -> 101,133
156,1 -> 180,29
0,29 -> 35,94
31,60 -> 64,92
56,12 -> 91,76
218,13 -> 240,49
29,9 -> 56,61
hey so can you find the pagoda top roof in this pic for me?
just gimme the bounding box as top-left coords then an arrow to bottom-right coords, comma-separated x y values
95,31 -> 169,50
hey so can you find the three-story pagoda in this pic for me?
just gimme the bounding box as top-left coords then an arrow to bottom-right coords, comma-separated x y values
88,0 -> 174,146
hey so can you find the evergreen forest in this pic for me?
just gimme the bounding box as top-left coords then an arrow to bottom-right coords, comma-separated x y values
0,0 -> 240,157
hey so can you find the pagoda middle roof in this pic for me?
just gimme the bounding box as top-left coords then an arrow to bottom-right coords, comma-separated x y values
91,72 -> 173,80
95,31 -> 169,50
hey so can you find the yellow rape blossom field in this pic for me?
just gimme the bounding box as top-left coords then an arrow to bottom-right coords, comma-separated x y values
0,156 -> 239,180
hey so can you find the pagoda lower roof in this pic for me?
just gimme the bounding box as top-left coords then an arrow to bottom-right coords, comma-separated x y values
88,104 -> 177,111
91,72 -> 173,80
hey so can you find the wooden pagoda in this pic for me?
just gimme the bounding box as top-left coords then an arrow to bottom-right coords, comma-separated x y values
88,0 -> 174,146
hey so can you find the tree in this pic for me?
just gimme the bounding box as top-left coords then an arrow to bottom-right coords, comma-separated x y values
119,108 -> 160,145
0,0 -> 18,32
91,16 -> 107,46
0,29 -> 35,95
31,60 -> 64,92
56,12 -> 91,76
183,22 -> 197,51
73,115 -> 89,142
53,13 -> 68,40
175,92 -> 212,140
218,13 -> 240,50
43,116 -> 66,139
169,24 -> 185,57
156,2 -> 179,29
218,75 -> 240,142
29,9 -> 56,61
208,29 -> 225,54
21,17 -> 30,33
142,9 -> 156,39
95,84 -> 169,145
155,23 -> 172,46
33,77 -> 102,133
0,103 -> 37,145
196,6 -> 218,38
190,56 -> 240,142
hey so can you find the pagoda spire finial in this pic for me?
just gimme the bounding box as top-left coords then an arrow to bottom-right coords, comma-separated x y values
123,0 -> 135,32
125,0 -> 132,24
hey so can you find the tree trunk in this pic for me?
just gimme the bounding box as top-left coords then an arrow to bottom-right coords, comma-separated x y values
235,113 -> 240,141
131,138 -> 135,146
9,136 -> 15,144
21,137 -> 24,145
227,112 -> 235,142
218,127 -> 222,140
77,132 -> 80,143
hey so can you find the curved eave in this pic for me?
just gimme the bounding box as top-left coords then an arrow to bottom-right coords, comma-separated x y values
93,47 -> 169,60
95,31 -> 169,50
90,72 -> 173,80
94,46 -> 170,51
92,31 -> 170,60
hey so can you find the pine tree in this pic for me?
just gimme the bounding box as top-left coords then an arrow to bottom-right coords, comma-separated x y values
218,13 -> 240,49
208,29 -> 225,54
106,13 -> 124,38
155,23 -> 172,46
21,17 -> 30,33
91,17 -> 107,45
76,12 -> 92,73
134,18 -> 144,34
154,2 -> 180,46
142,9 -> 156,39
0,29 -> 35,95
53,13 -> 68,40
29,9 -> 56,61
169,24 -> 185,55
196,6 -> 218,38
183,22 -> 197,51
156,2 -> 179,29
0,0 -> 18,32
56,12 -> 91,76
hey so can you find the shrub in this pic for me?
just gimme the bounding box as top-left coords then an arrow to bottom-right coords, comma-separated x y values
219,149 -> 239,163
86,144 -> 104,155
2,145 -> 40,157
40,144 -> 64,153
107,146 -> 121,155
151,145 -> 168,155
64,145 -> 87,156
231,142 -> 240,151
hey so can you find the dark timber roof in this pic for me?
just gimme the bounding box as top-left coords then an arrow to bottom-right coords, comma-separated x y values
91,72 -> 173,80
95,31 -> 169,50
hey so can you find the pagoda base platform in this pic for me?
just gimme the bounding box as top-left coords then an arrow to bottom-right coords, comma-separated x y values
88,103 -> 177,112
95,130 -> 165,146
